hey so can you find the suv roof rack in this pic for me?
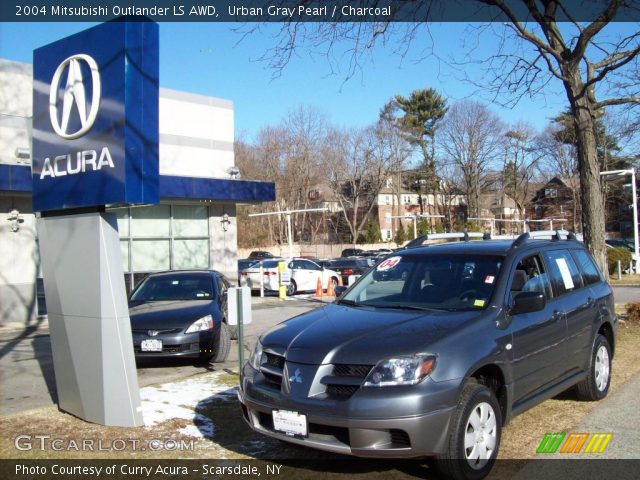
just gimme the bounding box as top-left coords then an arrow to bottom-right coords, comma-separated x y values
404,231 -> 490,249
512,230 -> 579,248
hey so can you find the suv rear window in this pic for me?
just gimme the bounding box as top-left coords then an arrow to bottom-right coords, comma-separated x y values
571,249 -> 603,286
543,250 -> 584,296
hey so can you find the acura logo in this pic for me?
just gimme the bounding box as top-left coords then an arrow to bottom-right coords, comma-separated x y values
49,54 -> 101,140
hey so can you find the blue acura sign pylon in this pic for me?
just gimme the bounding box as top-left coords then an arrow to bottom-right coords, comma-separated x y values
33,19 -> 159,427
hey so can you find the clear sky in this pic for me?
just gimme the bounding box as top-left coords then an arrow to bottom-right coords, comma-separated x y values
0,20 -> 619,142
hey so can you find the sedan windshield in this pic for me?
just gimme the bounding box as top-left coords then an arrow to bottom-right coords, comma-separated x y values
131,274 -> 215,301
340,254 -> 503,311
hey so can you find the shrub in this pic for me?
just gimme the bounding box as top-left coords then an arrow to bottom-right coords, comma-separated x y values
627,303 -> 640,325
394,223 -> 407,245
606,247 -> 632,275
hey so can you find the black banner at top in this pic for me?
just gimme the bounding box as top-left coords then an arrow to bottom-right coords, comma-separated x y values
3,0 -> 640,23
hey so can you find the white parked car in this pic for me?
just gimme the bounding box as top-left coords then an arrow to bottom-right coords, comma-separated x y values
240,258 -> 340,295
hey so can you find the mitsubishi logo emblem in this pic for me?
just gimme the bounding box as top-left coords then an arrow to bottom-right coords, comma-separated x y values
289,368 -> 303,384
49,54 -> 101,140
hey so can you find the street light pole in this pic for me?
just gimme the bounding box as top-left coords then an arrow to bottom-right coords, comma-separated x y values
631,168 -> 639,273
600,169 -> 639,274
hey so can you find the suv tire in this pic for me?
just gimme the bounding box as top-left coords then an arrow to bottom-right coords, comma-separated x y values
434,381 -> 502,480
575,334 -> 611,401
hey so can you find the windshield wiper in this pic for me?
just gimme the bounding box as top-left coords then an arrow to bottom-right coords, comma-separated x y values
337,299 -> 363,307
359,303 -> 445,312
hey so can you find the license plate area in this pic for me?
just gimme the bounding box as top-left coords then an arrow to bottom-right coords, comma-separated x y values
141,339 -> 162,352
272,410 -> 308,437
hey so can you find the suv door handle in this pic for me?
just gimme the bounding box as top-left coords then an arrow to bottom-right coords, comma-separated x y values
584,297 -> 595,308
551,310 -> 563,322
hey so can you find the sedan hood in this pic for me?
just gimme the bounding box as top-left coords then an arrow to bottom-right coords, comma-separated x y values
261,303 -> 478,365
129,300 -> 213,330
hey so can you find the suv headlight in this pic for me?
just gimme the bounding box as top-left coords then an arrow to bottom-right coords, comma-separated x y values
185,314 -> 214,333
249,340 -> 263,370
364,354 -> 437,387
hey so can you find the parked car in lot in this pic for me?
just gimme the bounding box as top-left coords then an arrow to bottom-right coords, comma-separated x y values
238,259 -> 259,284
324,257 -> 375,285
341,248 -> 365,257
248,250 -> 275,260
128,270 -> 231,363
605,238 -> 635,252
240,258 -> 340,295
239,231 -> 616,480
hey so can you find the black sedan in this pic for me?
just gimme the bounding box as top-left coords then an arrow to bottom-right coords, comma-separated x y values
324,257 -> 375,285
128,270 -> 231,363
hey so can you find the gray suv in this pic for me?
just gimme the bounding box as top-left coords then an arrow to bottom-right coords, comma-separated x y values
238,232 -> 616,480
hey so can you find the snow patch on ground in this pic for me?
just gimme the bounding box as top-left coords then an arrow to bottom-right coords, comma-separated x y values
140,373 -> 237,439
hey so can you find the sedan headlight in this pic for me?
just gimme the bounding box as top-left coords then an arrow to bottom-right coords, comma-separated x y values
185,314 -> 214,333
249,340 -> 263,369
364,354 -> 437,387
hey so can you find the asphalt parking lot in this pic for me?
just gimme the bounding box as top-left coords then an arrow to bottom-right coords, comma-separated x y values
0,295 -> 321,416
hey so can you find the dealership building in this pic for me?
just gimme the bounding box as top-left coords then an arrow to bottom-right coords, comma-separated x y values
0,58 -> 275,327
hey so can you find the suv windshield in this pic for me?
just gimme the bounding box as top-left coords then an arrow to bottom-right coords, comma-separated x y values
340,254 -> 503,311
131,274 -> 215,301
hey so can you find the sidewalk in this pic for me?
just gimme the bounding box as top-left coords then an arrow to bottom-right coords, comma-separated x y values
513,373 -> 640,479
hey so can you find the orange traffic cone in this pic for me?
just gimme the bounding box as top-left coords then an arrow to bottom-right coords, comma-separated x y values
337,276 -> 344,287
327,277 -> 335,297
315,277 -> 323,297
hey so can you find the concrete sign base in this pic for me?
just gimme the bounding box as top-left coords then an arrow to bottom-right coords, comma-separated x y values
37,212 -> 142,427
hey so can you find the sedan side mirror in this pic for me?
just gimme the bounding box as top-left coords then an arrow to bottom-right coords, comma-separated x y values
510,291 -> 545,315
334,285 -> 347,298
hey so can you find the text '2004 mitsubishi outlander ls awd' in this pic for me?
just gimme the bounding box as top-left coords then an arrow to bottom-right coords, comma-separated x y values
238,232 -> 617,480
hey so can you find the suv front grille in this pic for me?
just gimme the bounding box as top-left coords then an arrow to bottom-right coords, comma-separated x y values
322,364 -> 373,400
265,352 -> 285,369
260,352 -> 285,388
333,364 -> 373,377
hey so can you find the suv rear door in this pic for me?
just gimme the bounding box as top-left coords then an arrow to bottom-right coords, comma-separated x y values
542,249 -> 593,376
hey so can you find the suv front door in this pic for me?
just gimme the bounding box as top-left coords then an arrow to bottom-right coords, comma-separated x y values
508,254 -> 567,404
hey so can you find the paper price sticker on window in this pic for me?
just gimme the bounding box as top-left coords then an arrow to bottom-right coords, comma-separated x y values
555,257 -> 575,290
376,256 -> 402,271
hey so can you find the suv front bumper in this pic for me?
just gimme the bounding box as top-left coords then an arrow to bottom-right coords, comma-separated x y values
238,364 -> 456,458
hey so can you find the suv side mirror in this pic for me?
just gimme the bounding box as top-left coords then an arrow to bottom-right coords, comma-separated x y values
511,291 -> 545,315
334,285 -> 347,297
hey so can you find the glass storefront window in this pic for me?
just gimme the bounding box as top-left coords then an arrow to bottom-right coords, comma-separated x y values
115,208 -> 129,237
130,205 -> 170,237
173,239 -> 209,269
173,205 -> 209,237
131,239 -> 170,272
117,204 -> 210,278
120,240 -> 130,272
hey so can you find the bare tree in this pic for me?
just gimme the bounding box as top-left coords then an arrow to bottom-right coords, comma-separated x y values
254,0 -> 640,272
440,100 -> 505,219
324,120 -> 409,245
469,0 -> 640,271
502,123 -> 543,221
536,124 -> 582,231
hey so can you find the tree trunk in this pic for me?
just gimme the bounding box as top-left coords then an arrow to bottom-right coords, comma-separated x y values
566,78 -> 608,276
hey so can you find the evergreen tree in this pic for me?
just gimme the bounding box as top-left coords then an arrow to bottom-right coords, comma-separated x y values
394,222 -> 407,245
